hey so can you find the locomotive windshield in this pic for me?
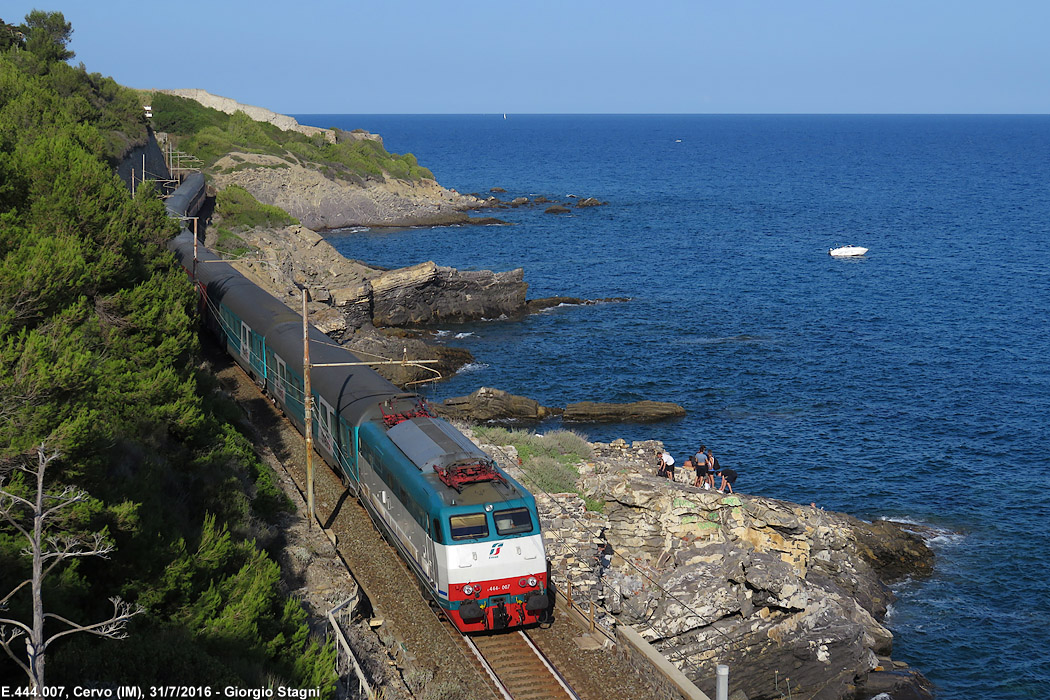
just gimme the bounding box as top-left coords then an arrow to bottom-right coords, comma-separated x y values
494,507 -> 533,536
449,512 -> 489,540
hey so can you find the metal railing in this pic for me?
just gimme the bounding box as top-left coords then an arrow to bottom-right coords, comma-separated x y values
327,595 -> 374,700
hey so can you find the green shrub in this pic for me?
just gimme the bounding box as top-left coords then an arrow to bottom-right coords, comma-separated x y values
149,93 -> 433,183
212,227 -> 255,258
581,495 -> 605,513
541,429 -> 593,461
149,92 -> 228,135
520,456 -> 578,495
216,185 -> 298,230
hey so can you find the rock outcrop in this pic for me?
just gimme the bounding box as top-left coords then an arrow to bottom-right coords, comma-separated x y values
220,225 -> 527,333
210,224 -> 527,384
563,400 -> 686,423
433,387 -> 553,422
369,262 -> 527,326
209,152 -> 484,230
472,435 -> 935,700
433,387 -> 687,424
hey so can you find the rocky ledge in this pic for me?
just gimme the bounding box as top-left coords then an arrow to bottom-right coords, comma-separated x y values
209,152 -> 487,230
220,224 -> 527,329
433,387 -> 686,423
473,434 -> 935,700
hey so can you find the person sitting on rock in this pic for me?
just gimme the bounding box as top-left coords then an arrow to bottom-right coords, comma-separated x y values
682,456 -> 696,483
717,467 -> 738,494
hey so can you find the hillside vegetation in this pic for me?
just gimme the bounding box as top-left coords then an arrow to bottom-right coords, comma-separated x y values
149,91 -> 434,184
0,11 -> 334,691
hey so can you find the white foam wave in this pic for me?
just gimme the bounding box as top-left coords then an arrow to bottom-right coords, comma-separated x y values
434,330 -> 451,337
537,302 -> 582,314
457,362 -> 489,374
454,332 -> 475,339
886,517 -> 964,549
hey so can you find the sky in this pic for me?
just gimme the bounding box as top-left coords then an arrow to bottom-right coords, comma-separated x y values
5,1 -> 1050,114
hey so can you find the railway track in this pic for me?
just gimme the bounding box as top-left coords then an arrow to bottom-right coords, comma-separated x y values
467,629 -> 581,700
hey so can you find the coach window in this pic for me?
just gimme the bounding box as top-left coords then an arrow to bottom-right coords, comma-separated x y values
449,513 -> 488,541
493,507 -> 533,536
432,518 -> 442,543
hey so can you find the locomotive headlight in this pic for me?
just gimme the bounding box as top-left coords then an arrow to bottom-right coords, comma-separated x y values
527,576 -> 538,588
463,584 -> 475,595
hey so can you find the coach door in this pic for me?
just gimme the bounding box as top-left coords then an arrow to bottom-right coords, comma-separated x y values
273,355 -> 288,403
316,396 -> 335,455
239,322 -> 251,363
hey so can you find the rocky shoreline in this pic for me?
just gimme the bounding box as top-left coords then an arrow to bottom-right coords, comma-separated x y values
185,99 -> 939,698
473,432 -> 936,700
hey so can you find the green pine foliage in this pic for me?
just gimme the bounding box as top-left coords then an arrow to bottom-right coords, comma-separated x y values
0,12 -> 333,693
149,91 -> 434,182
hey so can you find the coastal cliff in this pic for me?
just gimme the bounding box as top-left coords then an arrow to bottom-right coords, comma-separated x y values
209,151 -> 485,230
154,89 -> 486,230
475,434 -> 935,700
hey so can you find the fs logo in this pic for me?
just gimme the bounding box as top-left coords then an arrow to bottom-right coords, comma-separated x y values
488,542 -> 504,558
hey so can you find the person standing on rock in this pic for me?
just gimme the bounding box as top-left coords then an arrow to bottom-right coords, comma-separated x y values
704,449 -> 717,489
692,446 -> 706,487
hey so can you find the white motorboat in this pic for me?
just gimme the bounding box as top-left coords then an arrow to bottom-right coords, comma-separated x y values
829,245 -> 868,257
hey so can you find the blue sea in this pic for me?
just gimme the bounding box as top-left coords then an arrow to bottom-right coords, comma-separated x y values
294,114 -> 1050,699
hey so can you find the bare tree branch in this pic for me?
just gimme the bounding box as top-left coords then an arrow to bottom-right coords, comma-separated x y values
0,499 -> 31,539
44,597 -> 143,647
0,579 -> 31,607
0,625 -> 32,677
0,445 -> 141,687
0,618 -> 33,635
0,483 -> 35,511
37,533 -> 114,562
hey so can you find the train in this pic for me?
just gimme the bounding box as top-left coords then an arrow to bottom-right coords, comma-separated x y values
164,174 -> 550,632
